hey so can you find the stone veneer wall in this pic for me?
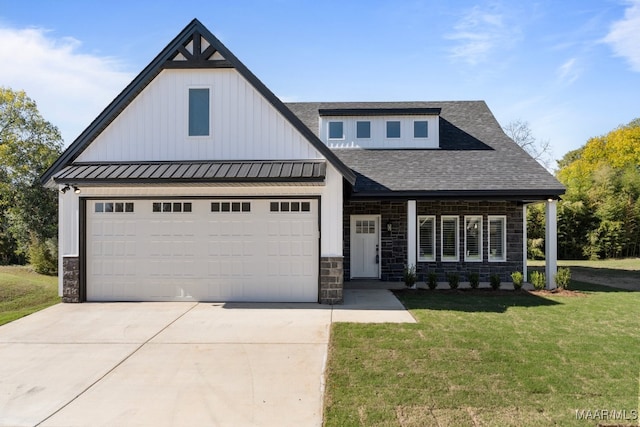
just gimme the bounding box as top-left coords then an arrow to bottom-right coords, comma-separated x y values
62,256 -> 81,303
344,200 -> 523,283
320,256 -> 343,304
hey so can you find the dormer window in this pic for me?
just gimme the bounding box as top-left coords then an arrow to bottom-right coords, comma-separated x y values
318,107 -> 440,149
356,121 -> 371,139
414,121 -> 428,138
386,121 -> 401,138
328,121 -> 344,139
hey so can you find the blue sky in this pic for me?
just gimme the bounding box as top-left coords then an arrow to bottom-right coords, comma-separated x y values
1,0 -> 639,168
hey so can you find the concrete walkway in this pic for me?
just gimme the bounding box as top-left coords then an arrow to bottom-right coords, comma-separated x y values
0,289 -> 412,427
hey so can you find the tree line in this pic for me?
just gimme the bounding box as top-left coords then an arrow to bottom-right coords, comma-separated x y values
526,118 -> 640,260
0,88 -> 62,273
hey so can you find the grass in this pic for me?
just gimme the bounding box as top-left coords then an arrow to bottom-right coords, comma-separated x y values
528,258 -> 640,270
324,282 -> 640,426
0,265 -> 59,326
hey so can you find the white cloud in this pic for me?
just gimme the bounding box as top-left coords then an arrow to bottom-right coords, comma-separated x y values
0,26 -> 133,145
603,0 -> 640,72
445,5 -> 518,65
557,57 -> 581,84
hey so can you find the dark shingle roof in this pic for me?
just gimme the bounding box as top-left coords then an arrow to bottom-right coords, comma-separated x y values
53,161 -> 326,185
285,101 -> 565,200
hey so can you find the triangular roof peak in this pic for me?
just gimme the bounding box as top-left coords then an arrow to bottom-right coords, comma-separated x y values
42,19 -> 355,185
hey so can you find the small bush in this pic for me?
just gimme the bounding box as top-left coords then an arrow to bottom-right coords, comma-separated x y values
28,237 -> 58,275
447,273 -> 459,289
511,271 -> 524,290
403,264 -> 417,288
468,272 -> 480,289
427,272 -> 438,290
555,267 -> 571,289
489,274 -> 501,290
530,271 -> 546,291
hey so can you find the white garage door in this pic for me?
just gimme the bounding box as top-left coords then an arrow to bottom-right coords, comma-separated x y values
86,199 -> 319,302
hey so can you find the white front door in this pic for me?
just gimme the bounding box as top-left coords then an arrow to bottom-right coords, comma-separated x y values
350,215 -> 380,278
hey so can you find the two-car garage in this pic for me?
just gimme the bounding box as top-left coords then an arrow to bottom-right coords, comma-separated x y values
85,198 -> 319,302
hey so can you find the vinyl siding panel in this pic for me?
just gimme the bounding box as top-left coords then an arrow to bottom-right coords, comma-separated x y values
77,69 -> 322,162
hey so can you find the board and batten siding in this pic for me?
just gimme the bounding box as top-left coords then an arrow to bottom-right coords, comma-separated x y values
77,69 -> 323,162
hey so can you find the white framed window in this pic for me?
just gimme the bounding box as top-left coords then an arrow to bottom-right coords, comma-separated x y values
386,121 -> 401,138
464,215 -> 483,262
414,120 -> 428,138
488,215 -> 507,262
441,215 -> 459,262
417,215 -> 435,261
356,121 -> 371,139
188,88 -> 210,136
328,121 -> 344,139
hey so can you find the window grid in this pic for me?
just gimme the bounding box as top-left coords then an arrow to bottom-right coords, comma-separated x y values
211,201 -> 251,213
152,201 -> 192,213
464,216 -> 483,262
417,216 -> 435,261
441,216 -> 459,262
270,201 -> 311,213
355,220 -> 376,234
95,202 -> 134,213
488,216 -> 507,262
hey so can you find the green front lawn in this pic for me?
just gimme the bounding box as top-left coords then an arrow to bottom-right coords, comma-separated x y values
324,282 -> 640,426
0,266 -> 59,326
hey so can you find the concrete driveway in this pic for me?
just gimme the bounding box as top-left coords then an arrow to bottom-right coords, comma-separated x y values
0,290 -> 414,426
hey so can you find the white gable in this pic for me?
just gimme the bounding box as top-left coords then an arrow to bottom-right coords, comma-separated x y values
77,69 -> 323,162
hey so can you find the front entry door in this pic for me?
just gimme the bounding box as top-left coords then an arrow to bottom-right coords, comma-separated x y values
350,215 -> 380,278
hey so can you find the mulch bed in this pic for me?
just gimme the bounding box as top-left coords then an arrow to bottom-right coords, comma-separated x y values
393,287 -> 586,297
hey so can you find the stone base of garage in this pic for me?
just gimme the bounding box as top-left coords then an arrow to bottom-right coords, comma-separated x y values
319,256 -> 344,305
62,257 -> 81,303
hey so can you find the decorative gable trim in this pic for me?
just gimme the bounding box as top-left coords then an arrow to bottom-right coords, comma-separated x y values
41,19 -> 356,186
164,29 -> 233,69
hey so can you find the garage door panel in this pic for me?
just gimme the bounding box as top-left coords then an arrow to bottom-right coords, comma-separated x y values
87,199 -> 318,302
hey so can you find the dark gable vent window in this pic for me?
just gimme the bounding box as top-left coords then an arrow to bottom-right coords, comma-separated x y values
188,88 -> 210,136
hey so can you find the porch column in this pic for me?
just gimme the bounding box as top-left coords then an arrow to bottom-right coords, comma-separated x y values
545,199 -> 558,290
407,200 -> 417,266
523,204 -> 528,282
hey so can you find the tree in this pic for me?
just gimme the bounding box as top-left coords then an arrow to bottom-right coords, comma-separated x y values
503,119 -> 553,169
0,88 -> 62,269
556,118 -> 640,259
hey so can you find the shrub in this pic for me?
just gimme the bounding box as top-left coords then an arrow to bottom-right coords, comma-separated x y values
447,273 -> 459,289
489,274 -> 501,290
511,271 -> 524,290
403,264 -> 417,288
427,272 -> 438,290
468,272 -> 480,289
28,236 -> 58,275
555,267 -> 571,289
530,271 -> 546,291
